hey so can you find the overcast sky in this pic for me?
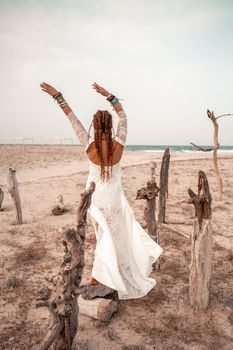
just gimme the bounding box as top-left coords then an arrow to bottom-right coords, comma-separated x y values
0,0 -> 233,145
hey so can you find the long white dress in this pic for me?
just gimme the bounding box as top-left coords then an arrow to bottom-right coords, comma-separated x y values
66,108 -> 163,300
85,156 -> 163,300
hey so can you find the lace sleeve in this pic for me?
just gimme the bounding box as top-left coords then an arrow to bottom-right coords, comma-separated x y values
66,111 -> 89,146
114,109 -> 127,146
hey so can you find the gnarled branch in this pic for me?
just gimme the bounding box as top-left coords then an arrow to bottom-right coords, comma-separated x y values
37,182 -> 95,350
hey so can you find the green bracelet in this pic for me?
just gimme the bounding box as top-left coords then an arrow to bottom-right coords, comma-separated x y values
53,92 -> 63,101
111,98 -> 119,105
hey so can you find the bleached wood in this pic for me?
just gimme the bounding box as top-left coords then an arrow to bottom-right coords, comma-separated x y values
158,148 -> 170,223
78,295 -> 118,321
37,182 -> 95,350
188,171 -> 212,311
7,168 -> 23,224
189,219 -> 213,310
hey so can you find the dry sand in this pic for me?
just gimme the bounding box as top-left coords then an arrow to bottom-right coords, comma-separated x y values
0,145 -> 232,350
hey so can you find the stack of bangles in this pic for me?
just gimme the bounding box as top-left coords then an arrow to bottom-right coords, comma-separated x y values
106,94 -> 119,105
53,92 -> 68,109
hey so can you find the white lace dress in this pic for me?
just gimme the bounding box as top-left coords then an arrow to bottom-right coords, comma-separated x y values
66,108 -> 163,299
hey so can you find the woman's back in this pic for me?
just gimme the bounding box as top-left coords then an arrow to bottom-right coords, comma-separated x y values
86,139 -> 124,166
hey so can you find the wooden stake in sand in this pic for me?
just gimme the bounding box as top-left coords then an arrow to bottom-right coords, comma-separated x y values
191,110 -> 233,201
158,147 -> 170,223
136,162 -> 160,241
36,182 -> 95,350
187,170 -> 212,311
7,168 -> 23,224
0,188 -> 4,211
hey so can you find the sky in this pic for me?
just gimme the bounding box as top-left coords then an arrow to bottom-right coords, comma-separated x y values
0,0 -> 233,145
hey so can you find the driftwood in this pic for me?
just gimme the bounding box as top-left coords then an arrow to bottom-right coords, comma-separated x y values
191,109 -> 233,200
136,161 -> 160,240
158,148 -> 170,223
52,195 -> 67,215
187,170 -> 212,229
137,162 -> 160,270
36,182 -> 95,350
187,171 -> 212,310
7,168 -> 23,224
78,295 -> 118,322
207,110 -> 222,201
190,143 -> 214,152
0,188 -> 4,211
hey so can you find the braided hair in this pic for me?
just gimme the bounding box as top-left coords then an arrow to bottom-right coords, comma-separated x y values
93,110 -> 114,182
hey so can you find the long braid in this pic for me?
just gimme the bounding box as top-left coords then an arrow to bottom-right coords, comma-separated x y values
93,110 -> 114,182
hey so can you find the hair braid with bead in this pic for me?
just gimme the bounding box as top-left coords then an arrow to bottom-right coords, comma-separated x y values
93,110 -> 114,181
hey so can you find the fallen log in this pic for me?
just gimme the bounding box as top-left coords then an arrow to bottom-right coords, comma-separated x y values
36,182 -> 95,350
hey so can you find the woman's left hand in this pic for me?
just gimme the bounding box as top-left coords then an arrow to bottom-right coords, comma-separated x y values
92,82 -> 110,97
40,82 -> 59,97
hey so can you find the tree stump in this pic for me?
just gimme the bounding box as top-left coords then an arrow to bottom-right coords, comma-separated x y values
158,148 -> 170,223
36,182 -> 95,350
7,168 -> 23,224
78,295 -> 118,322
187,170 -> 212,310
0,188 -> 4,211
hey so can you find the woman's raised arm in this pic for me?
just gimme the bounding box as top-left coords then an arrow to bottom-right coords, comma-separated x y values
40,82 -> 89,146
92,82 -> 127,146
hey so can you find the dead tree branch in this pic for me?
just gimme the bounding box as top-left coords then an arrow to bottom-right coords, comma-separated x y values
190,143 -> 214,152
187,170 -> 212,229
37,182 -> 95,350
158,148 -> 170,223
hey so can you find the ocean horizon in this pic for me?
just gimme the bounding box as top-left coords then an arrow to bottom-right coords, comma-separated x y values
125,145 -> 233,152
1,141 -> 233,153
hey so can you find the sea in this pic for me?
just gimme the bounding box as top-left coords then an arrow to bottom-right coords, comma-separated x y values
125,145 -> 233,152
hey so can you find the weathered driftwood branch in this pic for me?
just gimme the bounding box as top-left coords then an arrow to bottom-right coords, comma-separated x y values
190,108 -> 231,200
0,188 -> 4,211
136,178 -> 160,241
158,148 -> 170,223
216,113 -> 233,120
37,182 -> 95,350
187,170 -> 212,310
137,162 -> 160,270
7,168 -> 23,224
207,109 -> 222,201
52,195 -> 67,216
190,143 -> 214,152
187,170 -> 212,229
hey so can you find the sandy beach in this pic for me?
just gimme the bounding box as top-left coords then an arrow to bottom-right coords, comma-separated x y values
0,144 -> 232,349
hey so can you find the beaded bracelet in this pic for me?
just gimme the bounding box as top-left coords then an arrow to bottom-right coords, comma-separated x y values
111,98 -> 119,105
59,101 -> 68,109
106,94 -> 120,105
53,92 -> 63,100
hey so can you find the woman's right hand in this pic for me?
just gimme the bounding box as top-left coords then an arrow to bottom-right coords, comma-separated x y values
40,82 -> 59,97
